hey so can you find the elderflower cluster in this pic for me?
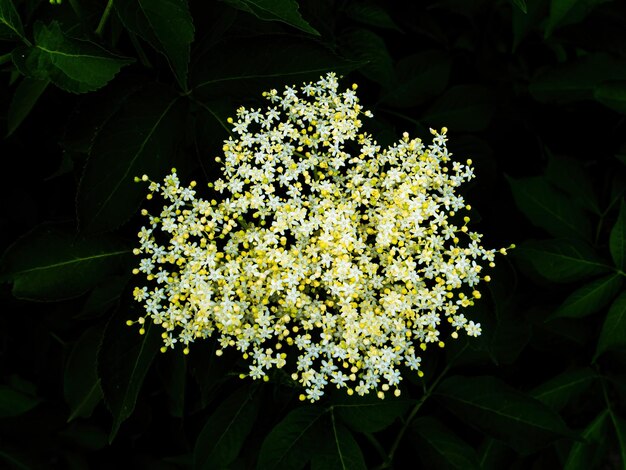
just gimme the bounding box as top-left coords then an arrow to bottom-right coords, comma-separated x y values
131,73 -> 507,401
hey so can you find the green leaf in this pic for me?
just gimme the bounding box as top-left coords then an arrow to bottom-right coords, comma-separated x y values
332,391 -> 413,433
515,239 -> 611,283
550,274 -> 622,319
611,415 -> 626,469
509,0 -> 528,13
0,0 -> 26,40
595,291 -> 626,359
436,376 -> 577,455
158,351 -> 186,418
222,0 -> 319,35
311,414 -> 366,470
12,21 -> 133,94
530,368 -> 596,411
610,200 -> 626,269
546,0 -> 610,36
345,1 -> 401,31
193,385 -> 261,469
77,275 -> 129,319
0,224 -> 131,301
338,29 -> 394,87
545,152 -> 600,215
98,306 -> 161,442
529,53 -> 626,104
507,175 -> 591,240
411,416 -> 481,469
65,324 -> 105,421
6,77 -> 49,136
77,85 -> 186,233
257,406 -> 326,470
192,35 -> 359,98
422,85 -> 496,132
564,410 -> 610,470
595,80 -> 626,115
381,50 -> 452,108
115,0 -> 194,90
0,386 -> 39,418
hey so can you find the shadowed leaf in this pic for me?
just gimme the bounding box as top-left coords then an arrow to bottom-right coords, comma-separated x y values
98,305 -> 161,442
193,385 -> 261,469
77,85 -> 186,233
65,325 -> 105,421
257,406 -> 326,470
550,274 -> 622,319
436,376 -> 577,455
223,0 -> 319,35
411,416 -> 481,469
12,21 -> 133,94
0,224 -> 131,301
515,239 -> 610,283
115,0 -> 194,90
507,175 -> 591,240
6,77 -> 49,136
531,368 -> 596,411
595,291 -> 626,359
0,0 -> 25,40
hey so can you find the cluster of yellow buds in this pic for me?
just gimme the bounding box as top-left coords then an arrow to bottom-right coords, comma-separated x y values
131,73 -> 505,401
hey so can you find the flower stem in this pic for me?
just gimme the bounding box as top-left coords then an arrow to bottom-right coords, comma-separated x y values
95,0 -> 114,37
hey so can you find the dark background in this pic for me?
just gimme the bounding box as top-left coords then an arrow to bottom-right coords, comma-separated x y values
1,0 -> 626,468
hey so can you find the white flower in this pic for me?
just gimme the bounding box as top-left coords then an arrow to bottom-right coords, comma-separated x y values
130,73 -> 507,402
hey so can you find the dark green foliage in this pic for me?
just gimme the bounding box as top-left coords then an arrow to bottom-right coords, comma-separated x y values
1,0 -> 626,468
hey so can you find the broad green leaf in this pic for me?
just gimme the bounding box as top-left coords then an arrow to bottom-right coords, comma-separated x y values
381,51 -> 452,108
338,29 -> 394,87
192,36 -> 359,98
0,224 -> 131,301
550,274 -> 622,319
529,53 -> 626,104
422,85 -> 496,132
345,2 -> 401,31
6,77 -> 49,136
223,0 -> 319,35
530,368 -> 596,411
77,85 -> 186,233
115,0 -> 194,90
332,391 -> 413,433
411,416 -> 481,469
610,200 -> 626,269
509,0 -> 528,13
436,376 -> 576,455
193,385 -> 261,469
515,239 -> 610,283
595,81 -> 626,115
0,0 -> 25,40
507,175 -> 591,240
98,306 -> 161,442
512,0 -> 548,50
0,386 -> 39,418
65,324 -> 105,421
12,21 -> 133,94
595,291 -> 626,359
546,0 -> 610,36
311,414 -> 366,470
564,410 -> 609,470
257,406 -> 326,470
545,152 -> 600,215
